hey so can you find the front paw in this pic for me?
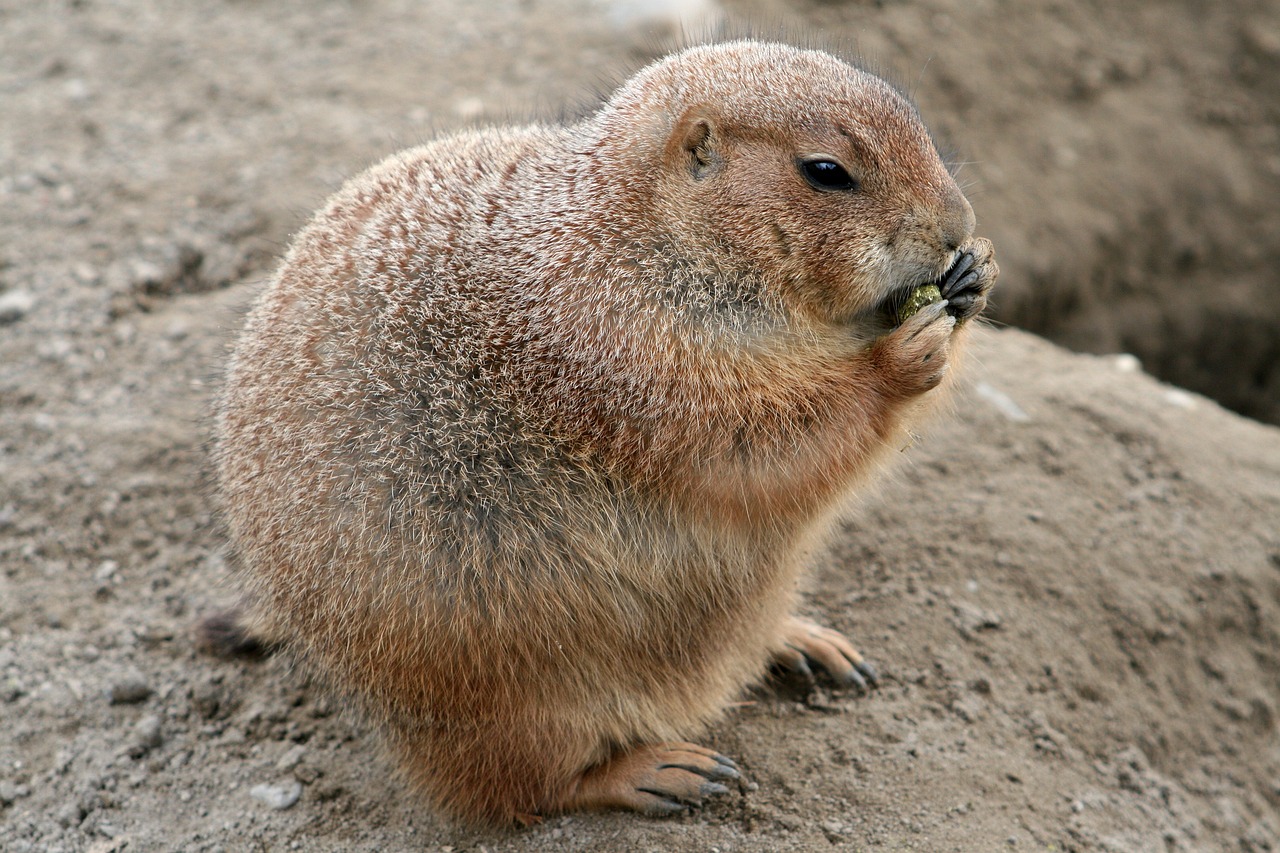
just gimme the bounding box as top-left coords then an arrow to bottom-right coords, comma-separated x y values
940,237 -> 998,322
871,299 -> 956,398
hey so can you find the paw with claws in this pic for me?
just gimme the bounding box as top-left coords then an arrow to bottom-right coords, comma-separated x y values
872,298 -> 956,397
872,237 -> 996,398
940,237 -> 998,323
562,742 -> 741,816
771,616 -> 879,694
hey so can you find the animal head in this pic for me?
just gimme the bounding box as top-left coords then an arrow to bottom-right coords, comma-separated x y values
597,41 -> 974,326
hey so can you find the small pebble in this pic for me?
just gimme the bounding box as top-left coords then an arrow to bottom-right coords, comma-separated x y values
0,290 -> 35,324
0,780 -> 31,804
108,672 -> 152,705
56,800 -> 86,828
64,77 -> 91,102
313,781 -> 344,802
127,714 -> 164,758
275,744 -> 306,773
250,780 -> 303,810
294,763 -> 322,785
1111,353 -> 1142,373
191,679 -> 227,719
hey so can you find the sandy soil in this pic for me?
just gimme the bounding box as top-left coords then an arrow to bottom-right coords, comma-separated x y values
2,1 -> 1279,851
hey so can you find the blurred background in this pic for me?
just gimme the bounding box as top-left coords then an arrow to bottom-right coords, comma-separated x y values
4,0 -> 1277,424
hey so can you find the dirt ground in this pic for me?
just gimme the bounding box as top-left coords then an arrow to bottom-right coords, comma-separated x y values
2,0 -> 1279,851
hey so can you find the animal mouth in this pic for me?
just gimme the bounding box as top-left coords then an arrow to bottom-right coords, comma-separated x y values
883,250 -> 979,322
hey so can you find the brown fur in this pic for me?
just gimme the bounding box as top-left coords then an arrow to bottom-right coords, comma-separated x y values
214,40 -> 997,825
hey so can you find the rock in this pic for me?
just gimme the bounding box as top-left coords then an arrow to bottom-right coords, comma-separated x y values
127,714 -> 163,758
86,840 -> 129,853
313,781 -> 344,802
0,780 -> 32,804
250,780 -> 303,810
108,671 -> 151,705
821,819 -> 847,837
951,602 -> 1003,638
294,763 -> 322,785
275,744 -> 306,774
1,677 -> 23,703
191,678 -> 230,720
0,289 -> 35,324
56,799 -> 86,827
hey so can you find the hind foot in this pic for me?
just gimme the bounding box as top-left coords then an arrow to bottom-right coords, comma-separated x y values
772,616 -> 879,693
561,742 -> 741,816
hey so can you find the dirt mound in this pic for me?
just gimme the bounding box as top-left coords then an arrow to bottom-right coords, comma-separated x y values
2,1 -> 1278,851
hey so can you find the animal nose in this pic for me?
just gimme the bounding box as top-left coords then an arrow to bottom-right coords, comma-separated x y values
940,183 -> 975,252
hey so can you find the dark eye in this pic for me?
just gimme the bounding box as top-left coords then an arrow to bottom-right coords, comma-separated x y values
799,157 -> 858,192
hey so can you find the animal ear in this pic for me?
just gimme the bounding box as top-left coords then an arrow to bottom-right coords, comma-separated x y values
666,107 -> 720,179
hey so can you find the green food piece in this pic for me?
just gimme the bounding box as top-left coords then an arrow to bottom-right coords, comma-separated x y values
895,283 -> 942,325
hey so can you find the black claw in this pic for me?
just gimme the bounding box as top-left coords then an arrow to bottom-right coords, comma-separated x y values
856,660 -> 880,687
940,251 -> 976,298
658,761 -> 740,782
845,667 -> 869,693
709,764 -> 740,782
942,260 -> 987,322
700,782 -> 730,798
637,790 -> 691,815
777,646 -> 816,681
947,294 -> 977,318
951,270 -> 981,296
711,753 -> 740,771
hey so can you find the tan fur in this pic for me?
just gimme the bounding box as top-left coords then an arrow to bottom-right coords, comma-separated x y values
214,40 -> 997,825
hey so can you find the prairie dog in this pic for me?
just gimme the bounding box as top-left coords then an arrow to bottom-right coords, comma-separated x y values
213,40 -> 997,824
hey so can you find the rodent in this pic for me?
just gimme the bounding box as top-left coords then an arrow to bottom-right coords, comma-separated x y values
210,40 -> 997,825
